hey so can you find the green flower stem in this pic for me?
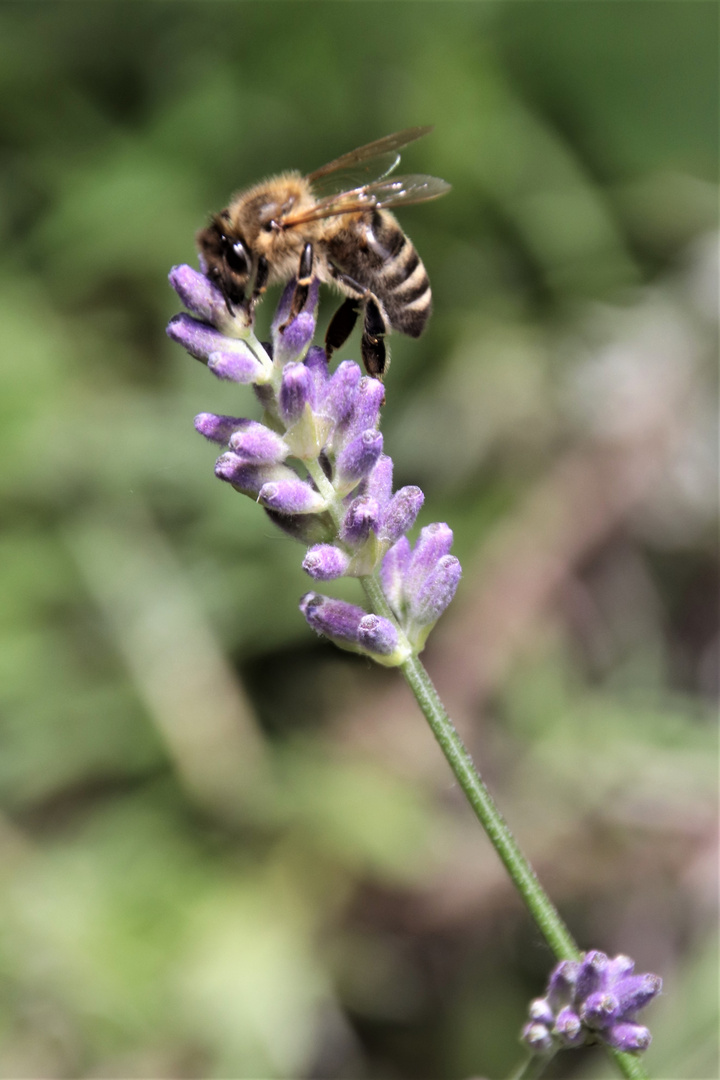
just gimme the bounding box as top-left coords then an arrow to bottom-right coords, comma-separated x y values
399,646 -> 579,960
361,577 -> 650,1080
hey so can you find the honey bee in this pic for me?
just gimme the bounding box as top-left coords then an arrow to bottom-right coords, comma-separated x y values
197,126 -> 450,379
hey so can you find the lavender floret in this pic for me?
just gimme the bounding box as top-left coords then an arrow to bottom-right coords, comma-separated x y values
302,544 -> 351,580
228,422 -> 288,463
334,429 -> 384,492
521,950 -> 662,1057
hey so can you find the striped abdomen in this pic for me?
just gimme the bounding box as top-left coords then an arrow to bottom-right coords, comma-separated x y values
327,209 -> 432,338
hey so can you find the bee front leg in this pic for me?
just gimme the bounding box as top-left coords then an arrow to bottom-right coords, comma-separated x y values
279,242 -> 314,331
249,255 -> 269,312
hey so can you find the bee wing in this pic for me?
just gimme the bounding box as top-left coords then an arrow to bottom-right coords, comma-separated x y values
281,174 -> 451,227
306,126 -> 434,195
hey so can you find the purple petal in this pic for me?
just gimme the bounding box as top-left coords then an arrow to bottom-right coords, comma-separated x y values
302,544 -> 351,580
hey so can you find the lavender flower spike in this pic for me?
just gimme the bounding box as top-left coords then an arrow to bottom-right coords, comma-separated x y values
167,262 -> 462,666
521,950 -> 662,1056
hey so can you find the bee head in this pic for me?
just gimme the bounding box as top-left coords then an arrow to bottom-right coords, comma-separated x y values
196,216 -> 253,312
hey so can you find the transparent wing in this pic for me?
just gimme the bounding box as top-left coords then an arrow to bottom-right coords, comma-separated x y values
281,174 -> 451,228
306,126 -> 433,196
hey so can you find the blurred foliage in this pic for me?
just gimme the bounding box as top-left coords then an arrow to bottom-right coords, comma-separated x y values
0,3 -> 717,1078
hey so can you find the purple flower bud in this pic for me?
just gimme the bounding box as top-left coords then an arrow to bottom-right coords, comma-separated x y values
408,554 -> 462,626
302,544 -> 351,580
258,479 -> 327,515
214,454 -> 293,496
379,486 -> 425,544
554,1007 -> 585,1047
581,992 -> 619,1031
528,999 -> 554,1025
613,973 -> 663,1016
320,360 -> 361,425
546,961 -> 580,1010
521,1022 -> 554,1054
404,523 -> 454,596
380,537 -> 412,613
357,614 -> 398,656
208,349 -> 266,384
167,313 -> 230,361
604,1022 -> 652,1052
524,951 -> 661,1059
168,265 -> 229,327
279,362 -> 314,425
362,454 -> 393,507
276,313 -> 315,365
299,593 -> 369,645
340,496 -> 381,545
576,951 -> 610,1005
228,422 -> 288,463
304,345 -> 329,394
339,376 -> 385,445
194,413 -> 249,444
335,430 -> 384,491
606,955 -> 636,981
272,279 -> 319,364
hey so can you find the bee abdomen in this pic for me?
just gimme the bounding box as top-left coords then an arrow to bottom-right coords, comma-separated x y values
379,234 -> 432,338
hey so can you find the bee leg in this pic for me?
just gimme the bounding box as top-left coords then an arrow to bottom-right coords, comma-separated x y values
279,242 -> 314,331
360,296 -> 388,380
249,255 -> 269,311
325,297 -> 361,357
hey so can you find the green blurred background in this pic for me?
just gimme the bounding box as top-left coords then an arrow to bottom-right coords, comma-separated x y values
0,3 -> 717,1078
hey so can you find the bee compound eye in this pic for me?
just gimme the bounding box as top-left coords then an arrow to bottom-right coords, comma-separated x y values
223,238 -> 250,276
